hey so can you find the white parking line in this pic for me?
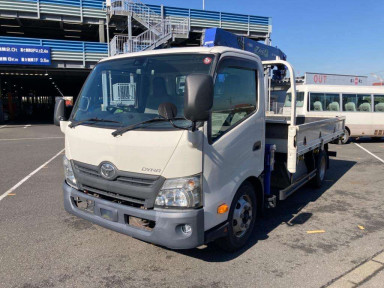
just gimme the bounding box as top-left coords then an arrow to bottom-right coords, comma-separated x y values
355,143 -> 384,164
0,149 -> 65,202
23,124 -> 31,129
0,125 -> 7,129
0,137 -> 64,141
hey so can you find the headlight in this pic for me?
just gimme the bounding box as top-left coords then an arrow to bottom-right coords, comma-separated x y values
155,175 -> 202,208
63,156 -> 78,189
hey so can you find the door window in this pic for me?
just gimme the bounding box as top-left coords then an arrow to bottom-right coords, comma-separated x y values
284,92 -> 305,107
309,93 -> 340,111
374,95 -> 384,112
211,65 -> 257,142
342,94 -> 372,112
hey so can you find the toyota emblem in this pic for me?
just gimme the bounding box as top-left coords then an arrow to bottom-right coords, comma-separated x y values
100,162 -> 117,180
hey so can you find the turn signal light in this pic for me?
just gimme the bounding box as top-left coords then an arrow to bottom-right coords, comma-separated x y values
217,204 -> 229,214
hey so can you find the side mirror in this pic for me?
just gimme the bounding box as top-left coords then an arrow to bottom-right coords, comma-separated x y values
54,97 -> 67,126
184,74 -> 213,122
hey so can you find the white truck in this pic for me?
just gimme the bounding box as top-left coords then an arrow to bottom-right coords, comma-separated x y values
54,35 -> 345,251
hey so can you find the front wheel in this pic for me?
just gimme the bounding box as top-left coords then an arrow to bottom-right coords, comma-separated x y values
216,182 -> 257,252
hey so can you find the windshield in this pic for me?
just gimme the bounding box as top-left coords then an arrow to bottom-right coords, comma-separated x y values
284,92 -> 304,107
71,53 -> 215,129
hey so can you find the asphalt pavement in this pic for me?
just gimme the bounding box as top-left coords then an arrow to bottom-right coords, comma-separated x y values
0,124 -> 384,288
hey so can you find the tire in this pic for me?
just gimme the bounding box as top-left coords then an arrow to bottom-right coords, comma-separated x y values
216,182 -> 257,252
338,129 -> 350,145
312,150 -> 327,188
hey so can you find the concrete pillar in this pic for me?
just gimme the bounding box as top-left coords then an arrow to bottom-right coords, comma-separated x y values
106,13 -> 110,56
128,15 -> 132,52
99,19 -> 106,43
161,4 -> 164,19
128,16 -> 132,39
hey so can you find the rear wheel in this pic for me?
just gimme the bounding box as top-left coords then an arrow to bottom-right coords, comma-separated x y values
312,150 -> 327,188
338,129 -> 350,145
216,182 -> 257,252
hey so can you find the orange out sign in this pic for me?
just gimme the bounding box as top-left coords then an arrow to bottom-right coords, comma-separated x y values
313,74 -> 327,84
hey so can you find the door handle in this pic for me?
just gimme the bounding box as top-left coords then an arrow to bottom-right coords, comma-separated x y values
253,141 -> 261,151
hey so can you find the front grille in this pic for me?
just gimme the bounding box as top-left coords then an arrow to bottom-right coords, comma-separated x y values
72,160 -> 165,209
73,162 -> 157,187
75,164 -> 99,177
82,184 -> 146,207
116,176 -> 155,186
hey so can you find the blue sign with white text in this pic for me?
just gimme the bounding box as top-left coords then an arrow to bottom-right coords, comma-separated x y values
0,44 -> 51,66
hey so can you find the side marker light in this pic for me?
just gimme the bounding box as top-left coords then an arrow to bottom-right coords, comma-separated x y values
217,204 -> 229,214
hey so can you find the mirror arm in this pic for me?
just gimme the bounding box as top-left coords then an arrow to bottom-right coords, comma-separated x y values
168,119 -> 192,131
167,119 -> 200,132
191,122 -> 197,132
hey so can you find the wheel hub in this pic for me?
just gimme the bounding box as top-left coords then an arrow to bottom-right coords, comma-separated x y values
232,195 -> 253,238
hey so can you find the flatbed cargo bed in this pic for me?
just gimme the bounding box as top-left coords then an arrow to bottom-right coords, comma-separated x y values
266,114 -> 345,173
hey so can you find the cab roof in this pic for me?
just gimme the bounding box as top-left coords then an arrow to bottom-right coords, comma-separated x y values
99,46 -> 261,63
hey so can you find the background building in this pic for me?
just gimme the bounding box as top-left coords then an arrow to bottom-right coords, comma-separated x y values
0,0 -> 271,123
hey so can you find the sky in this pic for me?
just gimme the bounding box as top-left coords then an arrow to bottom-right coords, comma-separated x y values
142,0 -> 384,81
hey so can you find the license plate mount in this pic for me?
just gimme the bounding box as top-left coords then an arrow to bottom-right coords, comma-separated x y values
96,203 -> 118,222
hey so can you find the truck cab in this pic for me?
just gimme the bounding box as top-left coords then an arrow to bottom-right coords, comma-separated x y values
55,45 -> 344,251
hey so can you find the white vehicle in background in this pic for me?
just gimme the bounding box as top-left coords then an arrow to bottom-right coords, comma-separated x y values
283,84 -> 384,143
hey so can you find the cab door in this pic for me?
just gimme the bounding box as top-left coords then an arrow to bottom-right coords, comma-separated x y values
202,54 -> 265,231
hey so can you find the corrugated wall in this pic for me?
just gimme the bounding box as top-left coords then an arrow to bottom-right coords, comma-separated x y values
147,4 -> 271,34
0,0 -> 106,19
0,36 -> 108,64
0,1 -> 271,34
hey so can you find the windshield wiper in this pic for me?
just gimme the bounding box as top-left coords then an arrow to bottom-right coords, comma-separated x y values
69,118 -> 122,128
112,117 -> 187,137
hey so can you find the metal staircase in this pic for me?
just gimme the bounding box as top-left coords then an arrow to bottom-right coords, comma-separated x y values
108,0 -> 189,55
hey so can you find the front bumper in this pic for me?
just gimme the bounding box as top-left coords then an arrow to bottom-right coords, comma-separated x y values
63,182 -> 204,249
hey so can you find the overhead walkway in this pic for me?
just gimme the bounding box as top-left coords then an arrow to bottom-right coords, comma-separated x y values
146,4 -> 271,37
108,1 -> 271,38
0,0 -> 105,23
1,0 -> 272,37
